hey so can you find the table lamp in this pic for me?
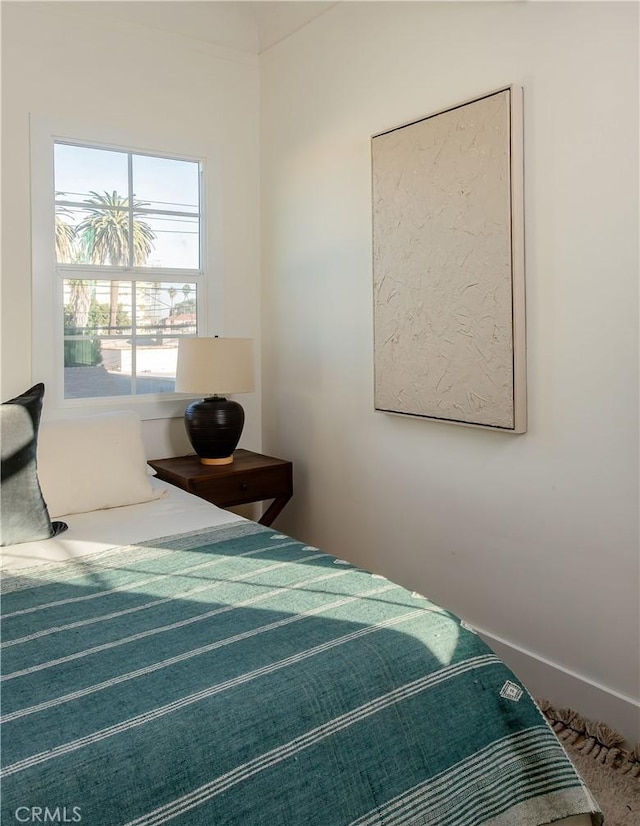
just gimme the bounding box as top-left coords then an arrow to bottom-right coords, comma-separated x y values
175,337 -> 254,465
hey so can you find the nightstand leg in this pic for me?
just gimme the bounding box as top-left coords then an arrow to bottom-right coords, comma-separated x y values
259,494 -> 291,527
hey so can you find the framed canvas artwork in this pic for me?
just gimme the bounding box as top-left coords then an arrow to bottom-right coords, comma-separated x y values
372,86 -> 526,432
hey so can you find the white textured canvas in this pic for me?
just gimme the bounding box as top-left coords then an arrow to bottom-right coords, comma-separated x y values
372,88 -> 525,431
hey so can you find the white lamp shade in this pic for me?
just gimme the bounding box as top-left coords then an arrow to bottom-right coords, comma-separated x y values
175,338 -> 254,396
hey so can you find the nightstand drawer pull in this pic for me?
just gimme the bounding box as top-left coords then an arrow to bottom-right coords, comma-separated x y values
240,482 -> 248,492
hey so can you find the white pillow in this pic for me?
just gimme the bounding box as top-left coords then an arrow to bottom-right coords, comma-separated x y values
37,411 -> 163,517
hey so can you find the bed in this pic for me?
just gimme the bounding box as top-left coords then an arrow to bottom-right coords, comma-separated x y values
0,399 -> 600,826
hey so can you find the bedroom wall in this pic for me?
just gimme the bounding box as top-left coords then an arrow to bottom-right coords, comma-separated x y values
260,2 -> 640,739
0,2 -> 262,460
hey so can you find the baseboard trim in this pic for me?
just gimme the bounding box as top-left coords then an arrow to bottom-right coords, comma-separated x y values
477,627 -> 640,746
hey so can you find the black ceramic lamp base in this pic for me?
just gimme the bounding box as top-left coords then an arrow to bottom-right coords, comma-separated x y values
184,396 -> 245,465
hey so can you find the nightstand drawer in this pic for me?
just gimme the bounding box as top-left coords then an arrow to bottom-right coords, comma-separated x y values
192,466 -> 292,507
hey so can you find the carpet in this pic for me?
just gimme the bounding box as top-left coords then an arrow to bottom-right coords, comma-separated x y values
538,700 -> 640,826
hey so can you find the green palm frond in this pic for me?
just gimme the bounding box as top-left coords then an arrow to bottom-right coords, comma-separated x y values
55,214 -> 76,262
75,190 -> 156,266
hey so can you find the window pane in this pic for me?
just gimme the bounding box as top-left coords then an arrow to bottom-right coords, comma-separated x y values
134,212 -> 200,269
133,282 -> 197,395
63,280 -> 133,398
64,338 -> 133,398
134,335 -> 179,395
55,205 -> 79,265
54,143 -> 128,203
56,204 -> 132,266
136,282 -> 197,335
132,155 -> 199,214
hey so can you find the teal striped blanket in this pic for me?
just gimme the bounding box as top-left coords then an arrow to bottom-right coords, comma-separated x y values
1,521 -> 600,825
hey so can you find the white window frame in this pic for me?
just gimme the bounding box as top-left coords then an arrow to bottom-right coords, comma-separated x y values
30,115 -> 223,420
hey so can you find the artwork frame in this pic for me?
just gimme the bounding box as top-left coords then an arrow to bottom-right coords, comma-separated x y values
372,85 -> 526,433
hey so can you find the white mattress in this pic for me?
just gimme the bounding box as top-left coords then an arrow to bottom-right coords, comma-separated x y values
0,482 -> 595,826
0,479 -> 242,572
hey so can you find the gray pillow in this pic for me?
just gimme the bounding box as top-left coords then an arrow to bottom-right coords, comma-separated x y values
1,383 -> 68,546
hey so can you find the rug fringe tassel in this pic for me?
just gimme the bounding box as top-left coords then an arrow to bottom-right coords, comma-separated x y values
537,699 -> 640,779
621,744 -> 640,778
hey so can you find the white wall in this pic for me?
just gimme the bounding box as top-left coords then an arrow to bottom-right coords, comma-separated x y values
260,2 -> 639,739
1,2 -> 262,459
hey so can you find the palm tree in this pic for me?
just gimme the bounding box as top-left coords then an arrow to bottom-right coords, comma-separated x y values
75,190 -> 156,330
76,190 -> 155,266
55,198 -> 91,333
67,281 -> 91,331
55,213 -> 76,263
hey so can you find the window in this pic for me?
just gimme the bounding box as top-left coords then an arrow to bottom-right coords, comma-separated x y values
53,142 -> 203,400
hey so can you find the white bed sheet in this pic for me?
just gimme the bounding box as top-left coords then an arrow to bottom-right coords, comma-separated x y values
0,479 -> 242,572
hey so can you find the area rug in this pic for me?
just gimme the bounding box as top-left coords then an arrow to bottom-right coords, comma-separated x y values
538,700 -> 640,826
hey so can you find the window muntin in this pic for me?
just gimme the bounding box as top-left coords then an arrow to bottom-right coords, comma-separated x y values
53,141 -> 203,399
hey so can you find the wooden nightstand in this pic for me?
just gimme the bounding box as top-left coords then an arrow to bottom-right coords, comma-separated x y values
148,449 -> 293,527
